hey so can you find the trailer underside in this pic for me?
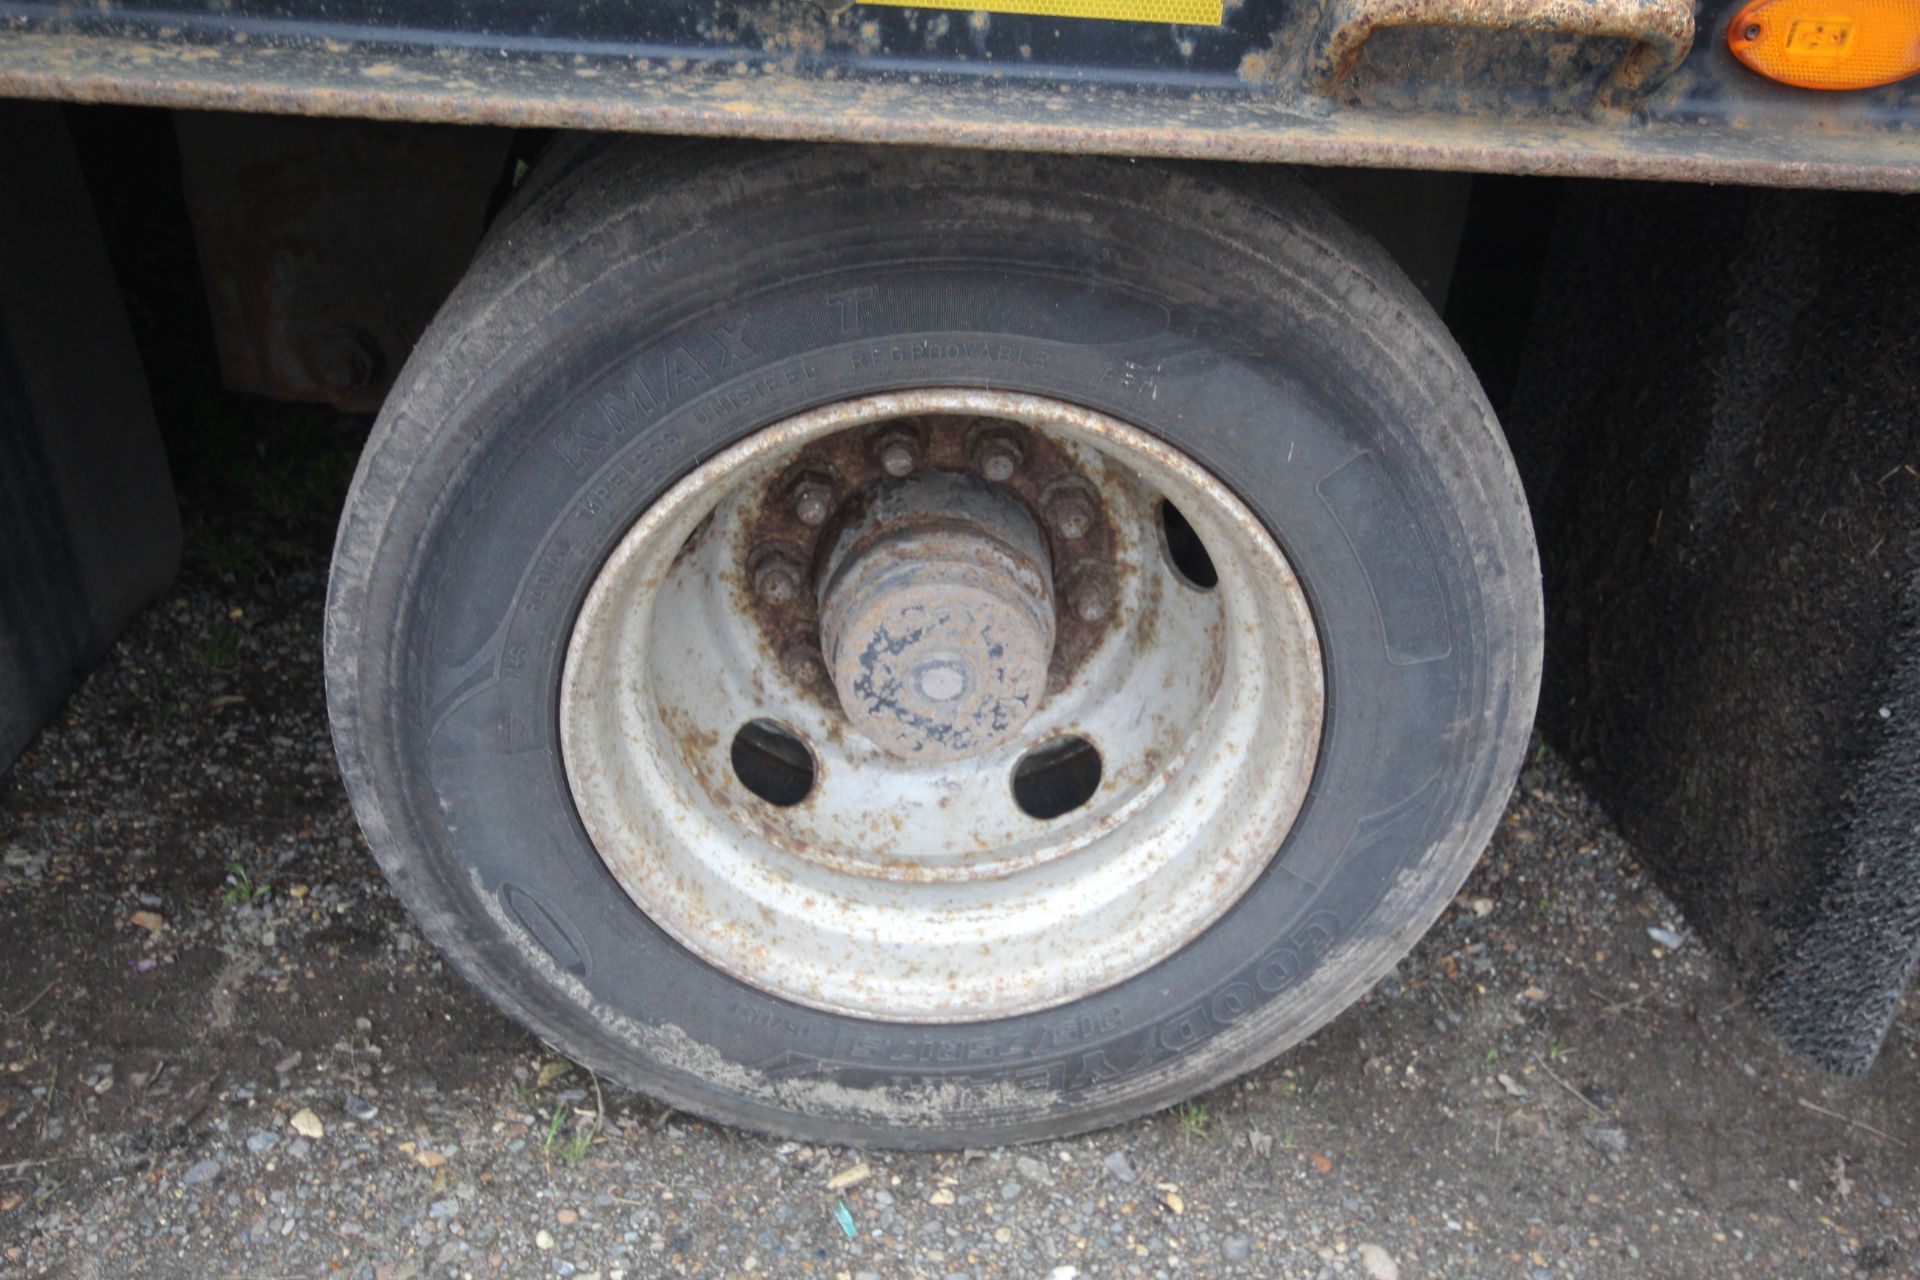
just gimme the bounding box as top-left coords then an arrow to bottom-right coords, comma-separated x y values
1,0 -> 1918,190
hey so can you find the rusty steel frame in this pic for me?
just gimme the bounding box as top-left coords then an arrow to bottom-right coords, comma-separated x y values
0,2 -> 1917,192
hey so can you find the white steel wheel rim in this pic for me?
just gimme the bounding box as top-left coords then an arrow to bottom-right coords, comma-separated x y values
560,390 -> 1323,1022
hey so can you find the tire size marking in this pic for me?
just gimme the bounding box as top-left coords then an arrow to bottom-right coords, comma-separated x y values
847,340 -> 1053,372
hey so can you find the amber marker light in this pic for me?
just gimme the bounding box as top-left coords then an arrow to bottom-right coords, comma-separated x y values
1727,0 -> 1920,89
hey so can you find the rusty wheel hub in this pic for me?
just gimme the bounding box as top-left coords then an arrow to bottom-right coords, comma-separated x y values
819,473 -> 1054,762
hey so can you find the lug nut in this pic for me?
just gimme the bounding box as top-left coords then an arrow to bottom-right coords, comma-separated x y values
970,427 -> 1023,483
1067,569 -> 1115,624
750,548 -> 806,605
788,471 -> 836,526
783,638 -> 827,686
874,429 -> 922,478
1044,485 -> 1096,541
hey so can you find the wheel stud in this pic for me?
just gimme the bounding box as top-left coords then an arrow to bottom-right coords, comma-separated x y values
783,638 -> 827,685
750,548 -> 806,604
1067,568 -> 1114,623
970,427 -> 1023,483
788,471 -> 836,526
1044,484 -> 1096,541
874,429 -> 922,478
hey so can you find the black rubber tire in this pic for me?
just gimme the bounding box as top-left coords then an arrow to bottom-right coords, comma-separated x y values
325,140 -> 1541,1148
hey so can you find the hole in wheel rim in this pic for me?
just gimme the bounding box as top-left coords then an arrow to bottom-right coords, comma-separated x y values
1012,735 -> 1103,819
731,720 -> 816,807
1160,498 -> 1218,590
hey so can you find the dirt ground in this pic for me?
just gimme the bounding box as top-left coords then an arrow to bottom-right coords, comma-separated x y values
1,408 -> 1916,1280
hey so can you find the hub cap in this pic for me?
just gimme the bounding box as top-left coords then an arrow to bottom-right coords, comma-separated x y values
819,473 -> 1054,761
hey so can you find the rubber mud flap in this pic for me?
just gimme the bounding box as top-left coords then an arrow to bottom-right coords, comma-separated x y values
0,103 -> 180,771
325,141 -> 1541,1146
1507,181 -> 1920,1078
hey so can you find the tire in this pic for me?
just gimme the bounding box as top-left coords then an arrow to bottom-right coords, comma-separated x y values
325,139 -> 1542,1147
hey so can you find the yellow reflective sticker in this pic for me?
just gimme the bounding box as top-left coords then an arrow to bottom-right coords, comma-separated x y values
864,0 -> 1225,25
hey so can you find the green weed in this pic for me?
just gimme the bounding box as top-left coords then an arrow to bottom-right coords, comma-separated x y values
540,1101 -> 600,1167
147,696 -> 191,729
220,861 -> 268,908
192,623 -> 245,671
558,1113 -> 601,1167
199,530 -> 266,581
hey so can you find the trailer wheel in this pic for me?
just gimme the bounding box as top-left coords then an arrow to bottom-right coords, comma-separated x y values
325,142 -> 1541,1146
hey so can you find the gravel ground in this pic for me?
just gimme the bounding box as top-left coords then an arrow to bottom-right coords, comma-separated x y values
1,408 -> 1916,1280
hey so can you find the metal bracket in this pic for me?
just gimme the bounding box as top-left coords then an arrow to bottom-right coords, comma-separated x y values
1305,0 -> 1697,108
